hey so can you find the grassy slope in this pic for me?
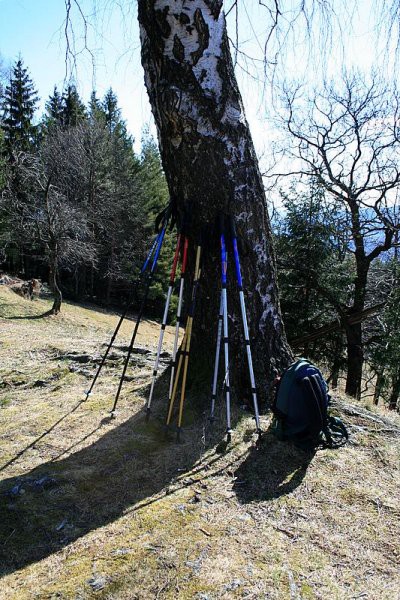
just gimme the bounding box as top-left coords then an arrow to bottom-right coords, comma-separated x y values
0,286 -> 399,600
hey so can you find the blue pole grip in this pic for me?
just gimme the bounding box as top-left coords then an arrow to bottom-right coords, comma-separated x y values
151,224 -> 167,273
232,238 -> 243,288
221,233 -> 228,285
141,233 -> 160,274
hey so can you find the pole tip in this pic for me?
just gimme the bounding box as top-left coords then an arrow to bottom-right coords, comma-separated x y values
255,429 -> 263,447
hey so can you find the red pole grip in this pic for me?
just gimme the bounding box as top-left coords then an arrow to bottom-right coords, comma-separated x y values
181,236 -> 189,274
169,234 -> 181,284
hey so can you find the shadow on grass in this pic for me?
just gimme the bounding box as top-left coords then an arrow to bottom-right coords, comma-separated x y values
0,362 -> 314,577
0,398 -> 95,474
0,372 -> 230,577
233,426 -> 316,503
8,310 -> 54,320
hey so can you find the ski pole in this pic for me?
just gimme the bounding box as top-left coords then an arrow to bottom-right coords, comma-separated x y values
167,236 -> 189,404
166,243 -> 202,440
84,231 -> 161,401
146,233 -> 182,418
230,216 -> 261,437
110,221 -> 168,415
220,216 -> 232,441
210,290 -> 224,422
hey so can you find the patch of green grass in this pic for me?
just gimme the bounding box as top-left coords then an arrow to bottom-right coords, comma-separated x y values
0,396 -> 11,408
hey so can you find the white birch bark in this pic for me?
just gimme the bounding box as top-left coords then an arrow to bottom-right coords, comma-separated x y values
138,0 -> 292,399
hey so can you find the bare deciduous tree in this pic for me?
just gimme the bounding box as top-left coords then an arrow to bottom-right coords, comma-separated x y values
270,73 -> 400,397
2,124 -> 97,314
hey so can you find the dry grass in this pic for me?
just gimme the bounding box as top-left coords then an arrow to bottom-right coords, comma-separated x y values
0,286 -> 399,600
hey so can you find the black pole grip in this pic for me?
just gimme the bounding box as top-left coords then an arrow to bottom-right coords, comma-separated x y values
219,213 -> 225,236
230,215 -> 237,239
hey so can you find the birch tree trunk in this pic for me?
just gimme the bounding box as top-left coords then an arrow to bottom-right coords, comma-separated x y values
138,0 -> 292,402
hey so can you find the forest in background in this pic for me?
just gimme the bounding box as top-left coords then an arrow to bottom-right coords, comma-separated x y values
0,58 -> 399,412
0,58 -> 172,315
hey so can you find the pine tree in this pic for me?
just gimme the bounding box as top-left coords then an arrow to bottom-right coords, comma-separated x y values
97,89 -> 143,303
103,88 -> 122,134
1,58 -> 39,155
62,84 -> 86,127
139,128 -> 172,312
0,128 -> 9,258
275,183 -> 353,379
88,91 -> 105,125
0,128 -> 6,190
102,88 -> 133,153
0,54 -> 7,98
45,86 -> 64,126
140,127 -> 169,222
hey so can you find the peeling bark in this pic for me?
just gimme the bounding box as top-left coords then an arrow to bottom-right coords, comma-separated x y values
138,0 -> 292,401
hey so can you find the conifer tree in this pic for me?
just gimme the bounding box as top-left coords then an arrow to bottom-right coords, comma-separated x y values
98,89 -> 143,302
45,86 -> 64,126
62,84 -> 86,127
140,127 -> 169,221
0,129 -> 9,259
103,88 -> 122,134
0,53 -> 7,97
1,58 -> 39,155
88,90 -> 105,125
71,88 -> 144,304
275,183 -> 353,380
0,128 -> 6,190
139,128 -> 171,311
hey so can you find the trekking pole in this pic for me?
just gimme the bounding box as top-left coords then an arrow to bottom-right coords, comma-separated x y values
220,215 -> 232,441
210,290 -> 224,422
110,220 -> 169,415
166,330 -> 187,428
146,233 -> 182,419
230,216 -> 262,437
167,235 -> 189,404
176,243 -> 202,442
166,243 -> 202,441
84,231 -> 161,402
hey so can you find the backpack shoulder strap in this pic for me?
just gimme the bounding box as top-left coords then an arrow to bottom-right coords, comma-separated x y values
300,376 -> 325,434
322,416 -> 349,448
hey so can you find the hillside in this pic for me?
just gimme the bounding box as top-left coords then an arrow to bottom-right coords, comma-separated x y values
0,286 -> 399,600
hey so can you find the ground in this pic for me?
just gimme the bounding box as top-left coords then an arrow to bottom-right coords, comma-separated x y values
0,286 -> 399,600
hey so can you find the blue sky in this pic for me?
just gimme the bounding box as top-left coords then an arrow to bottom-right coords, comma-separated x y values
0,0 -> 394,158
0,0 -> 152,149
0,0 -> 277,154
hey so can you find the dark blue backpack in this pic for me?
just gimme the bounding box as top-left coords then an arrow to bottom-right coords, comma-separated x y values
272,359 -> 348,450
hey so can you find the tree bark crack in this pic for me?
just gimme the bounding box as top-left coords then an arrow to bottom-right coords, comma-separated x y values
191,9 -> 209,65
173,34 -> 185,62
